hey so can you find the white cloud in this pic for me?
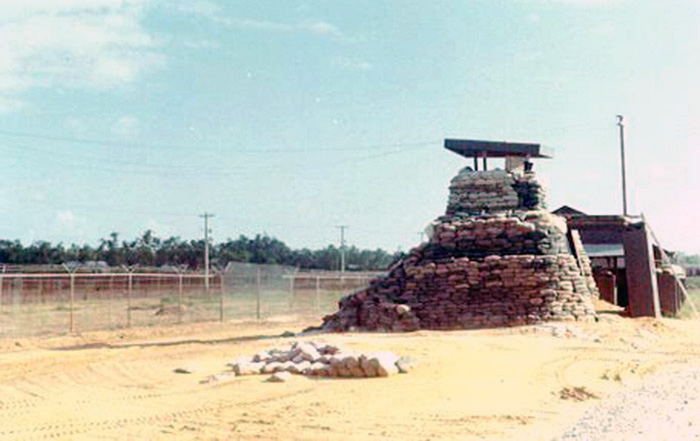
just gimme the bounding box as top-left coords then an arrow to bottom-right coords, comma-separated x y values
57,210 -> 76,226
179,2 -> 345,40
182,39 -> 220,50
177,0 -> 220,19
331,56 -> 372,70
64,116 -> 88,134
29,191 -> 45,202
514,52 -> 543,64
550,0 -> 628,5
0,95 -> 25,114
0,0 -> 147,19
55,209 -> 88,237
146,218 -> 175,238
0,188 -> 7,214
111,115 -> 140,138
306,21 -> 344,38
216,17 -> 344,39
0,0 -> 162,111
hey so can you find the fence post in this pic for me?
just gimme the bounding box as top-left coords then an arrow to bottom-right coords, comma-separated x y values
288,270 -> 296,313
127,273 -> 133,328
178,274 -> 183,324
219,271 -> 224,322
69,273 -> 75,334
256,267 -> 261,320
315,275 -> 320,313
0,274 -> 3,334
108,274 -> 113,326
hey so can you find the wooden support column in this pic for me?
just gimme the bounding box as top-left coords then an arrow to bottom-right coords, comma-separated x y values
622,223 -> 661,318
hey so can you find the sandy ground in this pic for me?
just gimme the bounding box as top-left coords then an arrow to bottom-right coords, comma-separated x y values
2,301 -> 700,440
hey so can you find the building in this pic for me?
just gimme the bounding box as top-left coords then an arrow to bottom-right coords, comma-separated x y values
553,206 -> 686,317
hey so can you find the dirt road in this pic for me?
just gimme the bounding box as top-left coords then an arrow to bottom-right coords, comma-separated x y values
2,310 -> 700,440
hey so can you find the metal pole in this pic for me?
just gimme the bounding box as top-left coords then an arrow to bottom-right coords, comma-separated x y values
219,270 -> 224,322
69,273 -> 75,334
108,274 -> 113,325
256,267 -> 261,320
204,216 -> 209,291
127,273 -> 133,328
336,225 -> 348,274
617,115 -> 628,216
288,272 -> 295,313
178,273 -> 183,324
0,275 -> 4,334
200,213 -> 215,291
315,275 -> 321,313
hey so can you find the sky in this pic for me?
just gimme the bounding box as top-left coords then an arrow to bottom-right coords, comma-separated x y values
0,0 -> 699,254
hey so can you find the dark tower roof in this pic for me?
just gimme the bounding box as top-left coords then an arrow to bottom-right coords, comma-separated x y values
444,139 -> 553,158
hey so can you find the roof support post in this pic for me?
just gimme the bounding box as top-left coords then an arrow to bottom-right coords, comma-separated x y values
622,223 -> 661,318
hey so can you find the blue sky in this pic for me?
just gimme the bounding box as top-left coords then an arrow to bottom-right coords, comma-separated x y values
0,0 -> 698,254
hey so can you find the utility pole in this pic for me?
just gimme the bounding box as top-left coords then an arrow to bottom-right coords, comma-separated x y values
200,213 -> 215,290
336,225 -> 348,273
617,115 -> 628,216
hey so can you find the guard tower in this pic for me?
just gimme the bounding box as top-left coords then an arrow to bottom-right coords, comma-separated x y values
321,137 -> 600,333
444,139 -> 552,173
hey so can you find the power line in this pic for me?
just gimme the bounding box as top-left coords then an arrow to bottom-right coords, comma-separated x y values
0,128 -> 438,154
0,138 -> 437,177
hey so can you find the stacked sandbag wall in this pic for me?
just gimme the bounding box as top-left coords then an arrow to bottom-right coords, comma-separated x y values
425,211 -> 570,260
321,167 -> 597,332
446,168 -> 546,215
323,253 -> 596,332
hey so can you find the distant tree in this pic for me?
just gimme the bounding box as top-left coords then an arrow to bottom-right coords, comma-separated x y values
0,231 -> 402,271
98,232 -> 124,266
674,252 -> 700,266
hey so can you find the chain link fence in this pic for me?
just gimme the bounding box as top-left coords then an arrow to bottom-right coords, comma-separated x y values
0,264 -> 381,337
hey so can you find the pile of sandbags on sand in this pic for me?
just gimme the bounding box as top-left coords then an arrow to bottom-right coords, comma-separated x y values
228,341 -> 415,381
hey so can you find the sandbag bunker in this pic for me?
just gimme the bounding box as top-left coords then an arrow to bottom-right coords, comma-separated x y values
322,139 -> 599,332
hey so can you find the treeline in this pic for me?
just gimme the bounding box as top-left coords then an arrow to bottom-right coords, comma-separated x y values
674,252 -> 700,266
0,230 -> 401,271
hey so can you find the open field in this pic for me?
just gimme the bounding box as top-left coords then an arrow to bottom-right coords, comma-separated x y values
2,300 -> 700,440
0,267 -> 373,337
0,285 -> 353,338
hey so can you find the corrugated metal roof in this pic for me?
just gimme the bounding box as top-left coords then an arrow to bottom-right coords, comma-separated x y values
444,139 -> 553,158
